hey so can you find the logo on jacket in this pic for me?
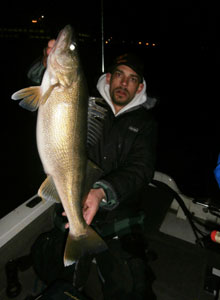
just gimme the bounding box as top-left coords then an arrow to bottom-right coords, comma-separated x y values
128,126 -> 139,133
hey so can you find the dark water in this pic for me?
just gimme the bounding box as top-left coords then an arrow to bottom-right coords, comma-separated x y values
1,24 -> 219,219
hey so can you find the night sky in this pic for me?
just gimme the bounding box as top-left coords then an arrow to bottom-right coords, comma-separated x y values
1,1 -> 219,217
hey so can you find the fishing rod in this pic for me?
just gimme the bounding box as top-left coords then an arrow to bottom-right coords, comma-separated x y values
101,0 -> 105,73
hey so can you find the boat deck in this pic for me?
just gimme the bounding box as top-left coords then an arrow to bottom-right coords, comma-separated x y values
1,178 -> 220,300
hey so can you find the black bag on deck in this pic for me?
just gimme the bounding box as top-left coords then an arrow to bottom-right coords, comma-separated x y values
31,227 -> 75,285
31,204 -> 75,284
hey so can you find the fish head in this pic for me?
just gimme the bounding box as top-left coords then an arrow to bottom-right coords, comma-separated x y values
48,25 -> 79,87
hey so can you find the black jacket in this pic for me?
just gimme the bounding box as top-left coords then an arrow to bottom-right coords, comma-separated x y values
89,101 -> 158,222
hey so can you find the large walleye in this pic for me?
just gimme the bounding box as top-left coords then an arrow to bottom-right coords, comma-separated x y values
11,25 -> 107,266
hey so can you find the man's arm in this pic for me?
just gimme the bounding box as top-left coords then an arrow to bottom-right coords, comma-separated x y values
95,117 -> 158,209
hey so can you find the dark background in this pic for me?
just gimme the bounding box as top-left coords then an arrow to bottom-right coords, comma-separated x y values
0,1 -> 219,218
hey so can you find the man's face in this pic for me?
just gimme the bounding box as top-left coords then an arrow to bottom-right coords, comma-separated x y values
106,65 -> 144,110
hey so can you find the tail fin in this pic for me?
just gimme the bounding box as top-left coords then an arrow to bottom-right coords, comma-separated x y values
63,226 -> 107,267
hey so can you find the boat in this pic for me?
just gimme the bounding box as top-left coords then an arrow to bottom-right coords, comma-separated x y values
1,171 -> 220,300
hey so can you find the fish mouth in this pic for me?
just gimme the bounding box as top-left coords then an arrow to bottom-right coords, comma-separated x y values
49,25 -> 78,71
55,25 -> 74,50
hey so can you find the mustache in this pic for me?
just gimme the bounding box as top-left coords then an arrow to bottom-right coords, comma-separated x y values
115,87 -> 129,94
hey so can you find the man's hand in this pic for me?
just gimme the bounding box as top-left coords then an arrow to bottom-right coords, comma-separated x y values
43,39 -> 56,67
82,188 -> 105,225
63,188 -> 106,228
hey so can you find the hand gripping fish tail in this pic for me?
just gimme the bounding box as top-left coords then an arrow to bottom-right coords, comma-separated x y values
64,226 -> 107,267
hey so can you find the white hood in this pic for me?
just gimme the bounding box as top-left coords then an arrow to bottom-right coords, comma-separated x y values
96,74 -> 148,116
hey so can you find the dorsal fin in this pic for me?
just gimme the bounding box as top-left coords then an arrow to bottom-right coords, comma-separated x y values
87,97 -> 107,147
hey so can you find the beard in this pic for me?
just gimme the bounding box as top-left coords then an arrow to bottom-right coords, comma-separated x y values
110,87 -> 132,107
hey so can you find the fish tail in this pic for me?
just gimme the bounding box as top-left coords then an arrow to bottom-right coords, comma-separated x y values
64,227 -> 107,267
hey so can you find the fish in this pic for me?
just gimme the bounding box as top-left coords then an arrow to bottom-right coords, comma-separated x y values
11,25 -> 107,266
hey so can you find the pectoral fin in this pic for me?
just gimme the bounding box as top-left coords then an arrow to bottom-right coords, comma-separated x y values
38,175 -> 61,203
11,86 -> 42,111
11,85 -> 54,111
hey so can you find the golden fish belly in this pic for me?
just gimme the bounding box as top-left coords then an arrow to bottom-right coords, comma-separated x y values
37,87 -> 88,236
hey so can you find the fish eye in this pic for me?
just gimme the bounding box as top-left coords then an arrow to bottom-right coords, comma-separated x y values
69,43 -> 76,51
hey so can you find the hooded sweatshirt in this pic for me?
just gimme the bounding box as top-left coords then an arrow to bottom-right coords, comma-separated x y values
96,74 -> 150,116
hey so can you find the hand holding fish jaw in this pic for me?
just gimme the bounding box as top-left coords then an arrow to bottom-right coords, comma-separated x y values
43,39 -> 56,67
63,188 -> 106,228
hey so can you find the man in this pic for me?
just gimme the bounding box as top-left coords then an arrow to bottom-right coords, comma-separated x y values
28,41 -> 158,299
82,54 -> 157,227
